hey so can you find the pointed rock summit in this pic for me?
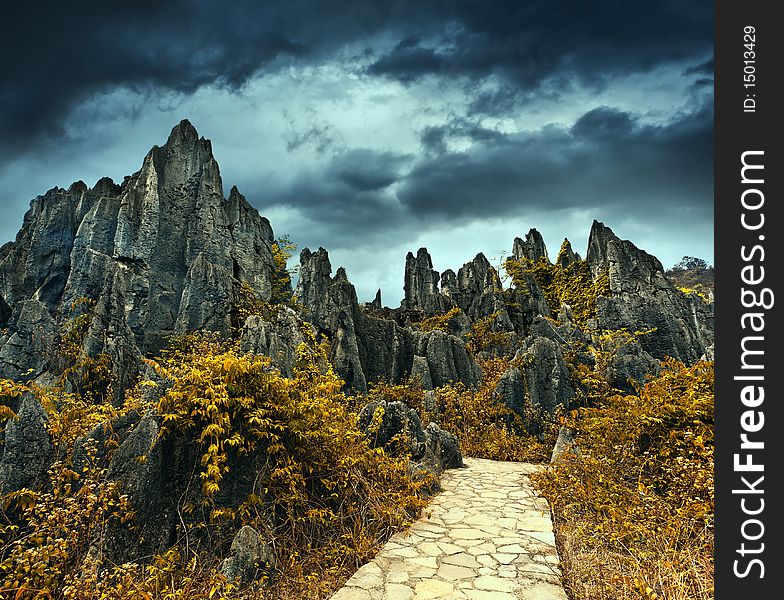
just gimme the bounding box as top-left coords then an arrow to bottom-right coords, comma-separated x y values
556,239 -> 579,267
402,248 -> 442,312
585,220 -> 713,362
512,228 -> 549,263
0,121 -> 279,393
293,246 -> 480,394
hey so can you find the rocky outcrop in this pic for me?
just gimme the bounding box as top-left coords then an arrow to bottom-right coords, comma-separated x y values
240,307 -> 313,377
512,228 -> 549,263
0,299 -> 58,381
550,427 -> 579,463
0,117 -> 720,595
0,394 -> 54,494
494,364 -> 526,417
453,254 -> 514,329
517,337 -> 575,416
104,414 -> 177,562
606,340 -> 661,392
371,289 -> 382,310
295,248 -> 481,394
357,400 -> 462,477
402,248 -> 445,313
0,121 -> 281,392
586,220 -> 713,362
0,181 -> 104,313
493,336 -> 576,429
221,525 -> 274,583
556,238 -> 580,268
72,410 -> 143,482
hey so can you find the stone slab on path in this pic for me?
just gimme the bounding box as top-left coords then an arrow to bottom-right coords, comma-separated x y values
331,457 -> 568,600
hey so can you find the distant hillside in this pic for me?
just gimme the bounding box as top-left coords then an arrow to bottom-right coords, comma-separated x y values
666,256 -> 714,303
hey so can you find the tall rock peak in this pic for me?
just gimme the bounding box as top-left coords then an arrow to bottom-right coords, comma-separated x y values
0,121 -> 279,391
166,119 -> 201,148
585,220 -> 618,274
403,247 -> 440,311
556,238 -> 579,267
512,228 -> 549,263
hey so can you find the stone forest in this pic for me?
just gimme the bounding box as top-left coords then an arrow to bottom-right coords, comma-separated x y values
0,121 -> 714,599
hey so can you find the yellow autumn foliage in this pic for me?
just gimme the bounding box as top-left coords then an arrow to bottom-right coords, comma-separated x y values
534,358 -> 714,600
505,248 -> 610,327
1,329 -> 429,599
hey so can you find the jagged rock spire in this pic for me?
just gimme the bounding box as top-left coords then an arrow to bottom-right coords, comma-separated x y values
585,220 -> 617,276
371,289 -> 382,310
584,219 -> 713,362
556,238 -> 579,267
512,228 -> 549,263
402,248 -> 441,311
0,120 -> 279,391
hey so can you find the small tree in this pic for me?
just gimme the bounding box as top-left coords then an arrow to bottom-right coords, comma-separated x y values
671,256 -> 709,271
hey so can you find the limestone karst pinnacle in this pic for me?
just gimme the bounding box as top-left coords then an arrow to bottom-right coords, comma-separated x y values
0,120 -> 278,392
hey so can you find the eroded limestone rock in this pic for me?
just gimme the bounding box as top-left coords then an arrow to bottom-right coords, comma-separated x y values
0,394 -> 53,494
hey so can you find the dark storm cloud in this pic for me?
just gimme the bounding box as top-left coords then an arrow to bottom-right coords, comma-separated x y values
368,1 -> 712,94
272,148 -> 410,227
398,104 -> 713,220
0,0 -> 409,157
420,118 -> 505,155
684,59 -> 715,76
2,0 -> 712,160
332,149 -> 411,191
284,112 -> 344,155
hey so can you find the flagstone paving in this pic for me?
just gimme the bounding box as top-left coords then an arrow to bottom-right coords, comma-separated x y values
331,457 -> 568,600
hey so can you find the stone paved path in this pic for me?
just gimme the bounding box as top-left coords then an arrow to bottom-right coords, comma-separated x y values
331,458 -> 568,600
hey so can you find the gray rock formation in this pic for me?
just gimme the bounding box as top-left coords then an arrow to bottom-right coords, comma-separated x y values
72,410 -> 143,482
550,427 -> 580,463
518,337 -> 575,416
556,238 -> 580,268
0,394 -> 54,494
494,364 -> 526,417
402,248 -> 444,313
410,354 -> 434,390
240,307 -> 314,377
494,337 -> 576,430
422,422 -> 463,475
586,220 -> 713,363
454,254 -> 514,328
0,120 -> 281,394
104,414 -> 173,562
357,400 -> 462,477
221,525 -> 274,583
606,341 -> 661,392
295,247 -> 481,394
371,289 -> 382,310
0,299 -> 58,381
512,228 -> 549,263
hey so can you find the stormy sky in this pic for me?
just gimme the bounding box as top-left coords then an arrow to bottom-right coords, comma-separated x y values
0,1 -> 713,303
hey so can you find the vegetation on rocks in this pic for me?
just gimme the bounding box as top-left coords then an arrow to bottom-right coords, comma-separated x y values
369,356 -> 555,464
666,256 -> 714,303
0,331 -> 429,599
415,307 -> 464,333
535,357 -> 714,600
0,122 -> 715,600
505,243 -> 610,327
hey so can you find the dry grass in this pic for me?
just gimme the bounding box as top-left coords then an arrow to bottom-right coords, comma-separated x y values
535,359 -> 714,600
553,511 -> 713,600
